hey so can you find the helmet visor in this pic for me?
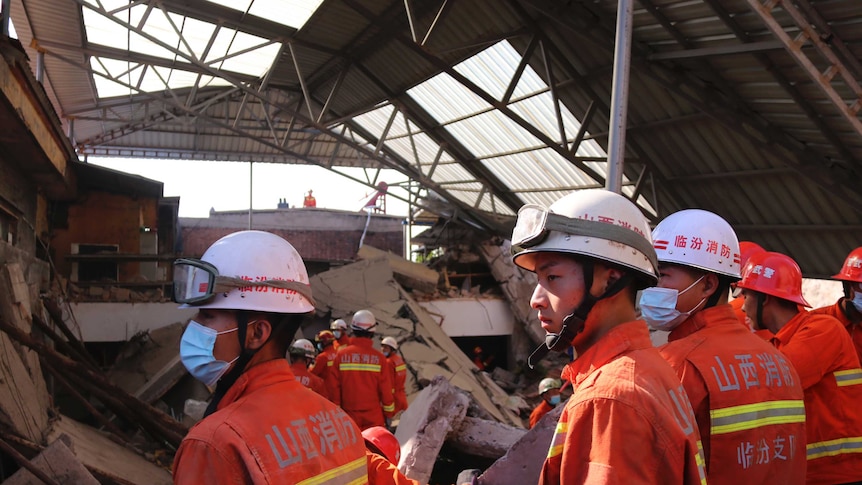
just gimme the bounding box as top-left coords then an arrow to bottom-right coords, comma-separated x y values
512,204 -> 551,249
173,258 -> 218,304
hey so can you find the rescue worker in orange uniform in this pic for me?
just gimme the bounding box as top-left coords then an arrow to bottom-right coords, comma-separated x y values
303,189 -> 317,208
730,241 -> 766,327
642,210 -> 806,483
287,338 -> 328,398
362,426 -> 419,485
529,377 -> 562,429
171,230 -> 367,484
312,329 -> 340,404
738,251 -> 862,484
333,309 -> 395,430
811,247 -> 862,363
511,189 -> 707,484
331,318 -> 351,349
381,336 -> 408,414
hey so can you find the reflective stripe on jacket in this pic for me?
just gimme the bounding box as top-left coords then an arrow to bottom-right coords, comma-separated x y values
312,346 -> 340,404
386,353 -> 408,414
539,321 -> 707,485
772,311 -> 862,484
333,337 -> 395,429
810,299 -> 862,365
660,304 -> 807,484
173,359 -> 368,485
290,360 -> 328,399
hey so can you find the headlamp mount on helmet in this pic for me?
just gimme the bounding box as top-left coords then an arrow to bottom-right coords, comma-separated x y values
172,258 -> 316,307
511,205 -> 658,272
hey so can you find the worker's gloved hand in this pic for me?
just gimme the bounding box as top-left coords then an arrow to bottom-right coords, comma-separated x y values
456,468 -> 481,485
385,417 -> 393,430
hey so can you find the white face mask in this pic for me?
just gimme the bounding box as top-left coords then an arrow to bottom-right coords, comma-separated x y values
639,275 -> 707,331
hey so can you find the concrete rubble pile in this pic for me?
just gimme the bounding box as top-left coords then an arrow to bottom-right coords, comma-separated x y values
0,261 -> 175,485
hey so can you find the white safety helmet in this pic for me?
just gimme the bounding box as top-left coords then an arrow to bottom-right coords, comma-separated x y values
381,336 -> 398,350
512,190 -> 658,286
288,338 -> 317,358
538,377 -> 562,395
351,309 -> 377,332
652,209 -> 741,279
330,319 -> 348,331
173,230 -> 314,313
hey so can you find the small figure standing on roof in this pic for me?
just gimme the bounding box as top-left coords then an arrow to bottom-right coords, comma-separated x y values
529,377 -> 563,429
303,189 -> 317,208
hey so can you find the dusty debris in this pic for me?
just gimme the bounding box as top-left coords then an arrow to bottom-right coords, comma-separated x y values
2,435 -> 100,485
475,404 -> 563,485
448,416 -> 526,459
396,376 -> 470,483
358,245 -> 440,294
311,255 -> 523,426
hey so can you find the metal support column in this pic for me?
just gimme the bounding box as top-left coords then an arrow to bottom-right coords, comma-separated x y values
606,0 -> 634,193
1,0 -> 10,37
248,162 -> 253,230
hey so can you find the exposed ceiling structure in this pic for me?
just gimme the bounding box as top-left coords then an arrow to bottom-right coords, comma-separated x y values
7,0 -> 862,277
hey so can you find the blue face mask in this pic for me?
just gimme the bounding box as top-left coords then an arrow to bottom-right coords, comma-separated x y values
548,395 -> 561,406
180,320 -> 239,387
333,330 -> 342,340
852,292 -> 862,313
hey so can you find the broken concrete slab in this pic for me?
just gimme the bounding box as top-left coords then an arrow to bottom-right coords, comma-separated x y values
358,245 -> 439,294
396,376 -> 469,483
2,436 -> 100,485
47,415 -> 172,485
108,322 -> 186,404
448,416 -> 527,460
0,264 -> 51,443
476,403 -> 563,485
310,257 -> 523,426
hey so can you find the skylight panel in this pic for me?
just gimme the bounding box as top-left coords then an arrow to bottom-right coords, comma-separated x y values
408,73 -> 492,124
445,110 -> 543,158
83,3 -> 279,98
205,0 -> 324,30
453,41 -> 545,101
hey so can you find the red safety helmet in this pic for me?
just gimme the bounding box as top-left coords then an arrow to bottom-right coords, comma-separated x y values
832,247 -> 862,283
737,251 -> 810,307
739,241 -> 766,268
362,426 -> 401,464
315,330 -> 336,347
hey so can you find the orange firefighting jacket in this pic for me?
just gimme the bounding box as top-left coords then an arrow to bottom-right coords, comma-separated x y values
539,321 -> 707,485
290,359 -> 328,399
333,337 -> 395,430
772,311 -> 862,484
311,345 -> 340,404
660,304 -> 807,484
730,296 -> 747,327
529,399 -> 555,429
365,451 -> 420,485
333,334 -> 351,351
810,298 -> 862,364
172,359 -> 368,485
386,352 -> 408,414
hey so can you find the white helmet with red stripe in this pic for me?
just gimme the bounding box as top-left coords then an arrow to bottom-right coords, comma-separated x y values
652,209 -> 741,279
288,338 -> 316,358
351,309 -> 377,332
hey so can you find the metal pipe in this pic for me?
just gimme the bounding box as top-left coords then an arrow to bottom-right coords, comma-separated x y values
248,161 -> 253,230
36,50 -> 45,83
1,0 -> 10,38
606,0 -> 634,193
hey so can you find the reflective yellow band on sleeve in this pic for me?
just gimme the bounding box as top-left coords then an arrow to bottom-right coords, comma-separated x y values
834,368 -> 862,387
710,400 -> 805,435
296,456 -> 367,485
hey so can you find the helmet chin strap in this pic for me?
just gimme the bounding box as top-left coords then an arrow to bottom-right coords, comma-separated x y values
527,264 -> 632,369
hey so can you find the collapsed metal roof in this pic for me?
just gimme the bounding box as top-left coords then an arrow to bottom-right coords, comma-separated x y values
8,0 -> 862,277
